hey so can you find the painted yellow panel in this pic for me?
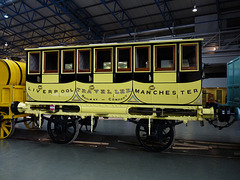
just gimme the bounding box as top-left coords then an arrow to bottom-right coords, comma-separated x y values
94,74 -> 113,83
178,80 -> 202,104
2,88 -> 10,104
12,86 -> 25,102
133,81 -> 178,104
152,83 -> 178,104
76,81 -> 132,103
42,75 -> 59,83
26,81 -> 75,101
154,72 -> 176,82
133,80 -> 202,104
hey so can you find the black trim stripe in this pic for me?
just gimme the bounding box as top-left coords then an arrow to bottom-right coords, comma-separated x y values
14,61 -> 23,85
2,59 -> 11,85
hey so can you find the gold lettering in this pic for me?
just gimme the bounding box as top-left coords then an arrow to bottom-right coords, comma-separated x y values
120,89 -> 125,94
126,89 -> 131,93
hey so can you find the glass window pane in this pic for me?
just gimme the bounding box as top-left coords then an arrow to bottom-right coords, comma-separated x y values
78,50 -> 90,72
44,51 -> 58,73
117,48 -> 131,71
96,48 -> 112,72
29,52 -> 40,73
155,46 -> 175,71
135,47 -> 150,71
181,44 -> 197,70
63,50 -> 74,72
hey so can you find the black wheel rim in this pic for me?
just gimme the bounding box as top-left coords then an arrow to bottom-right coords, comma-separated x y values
136,119 -> 175,152
47,115 -> 79,144
0,119 -> 15,139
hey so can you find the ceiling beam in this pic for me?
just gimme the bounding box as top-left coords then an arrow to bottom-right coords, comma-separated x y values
49,0 -> 103,41
154,0 -> 174,35
101,0 -> 136,37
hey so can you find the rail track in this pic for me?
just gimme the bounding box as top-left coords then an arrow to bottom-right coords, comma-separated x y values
8,127 -> 240,159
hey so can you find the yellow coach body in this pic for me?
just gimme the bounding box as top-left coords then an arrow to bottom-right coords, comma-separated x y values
22,39 -> 213,122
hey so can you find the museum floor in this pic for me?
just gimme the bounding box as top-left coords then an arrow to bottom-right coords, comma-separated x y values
1,119 -> 240,180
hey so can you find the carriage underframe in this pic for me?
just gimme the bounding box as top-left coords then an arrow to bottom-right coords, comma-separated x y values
13,101 -> 214,152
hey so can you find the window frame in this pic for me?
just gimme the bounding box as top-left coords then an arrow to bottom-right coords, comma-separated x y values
77,48 -> 91,73
94,47 -> 113,73
62,49 -> 75,74
134,45 -> 151,72
28,51 -> 41,74
116,46 -> 132,72
180,43 -> 199,71
154,44 -> 176,72
43,50 -> 59,74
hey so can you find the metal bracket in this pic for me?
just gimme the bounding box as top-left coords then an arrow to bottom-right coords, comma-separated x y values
148,117 -> 151,136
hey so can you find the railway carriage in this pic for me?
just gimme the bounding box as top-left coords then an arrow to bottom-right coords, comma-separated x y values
227,56 -> 240,110
12,39 -> 215,151
206,56 -> 240,129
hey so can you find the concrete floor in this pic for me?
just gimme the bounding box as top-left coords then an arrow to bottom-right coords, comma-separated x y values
1,119 -> 240,180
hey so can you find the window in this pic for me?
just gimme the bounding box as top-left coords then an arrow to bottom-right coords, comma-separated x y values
44,51 -> 59,73
29,52 -> 40,73
63,50 -> 75,73
95,48 -> 112,72
117,47 -> 131,71
155,45 -> 175,71
135,46 -> 150,71
181,44 -> 198,71
78,49 -> 91,72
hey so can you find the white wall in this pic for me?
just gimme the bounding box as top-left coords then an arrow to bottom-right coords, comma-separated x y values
202,78 -> 227,88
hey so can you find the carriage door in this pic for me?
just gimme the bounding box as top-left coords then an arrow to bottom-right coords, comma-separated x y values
114,46 -> 133,102
152,44 -> 178,104
76,48 -> 93,101
92,47 -> 114,103
132,45 -> 152,103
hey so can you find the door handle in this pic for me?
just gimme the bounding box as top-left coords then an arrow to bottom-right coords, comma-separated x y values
89,75 -> 92,82
149,74 -> 152,81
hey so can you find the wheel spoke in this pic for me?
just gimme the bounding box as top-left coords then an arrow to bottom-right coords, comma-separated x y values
136,119 -> 175,152
47,115 -> 79,144
4,124 -> 12,128
2,126 -> 10,135
0,119 -> 15,139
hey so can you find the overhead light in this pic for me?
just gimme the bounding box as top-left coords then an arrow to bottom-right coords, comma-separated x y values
192,5 -> 197,12
4,13 -> 9,19
5,42 -> 8,47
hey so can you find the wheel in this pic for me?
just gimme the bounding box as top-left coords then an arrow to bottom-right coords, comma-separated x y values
24,115 -> 44,130
47,115 -> 80,144
79,116 -> 98,131
136,119 -> 175,152
0,119 -> 15,139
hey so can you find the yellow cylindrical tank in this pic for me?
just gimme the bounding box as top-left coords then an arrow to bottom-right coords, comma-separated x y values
0,59 -> 26,85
